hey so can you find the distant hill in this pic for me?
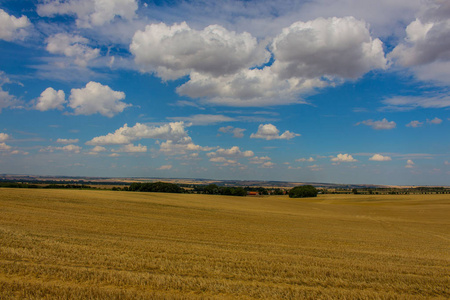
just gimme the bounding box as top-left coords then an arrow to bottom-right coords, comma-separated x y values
0,174 -> 392,189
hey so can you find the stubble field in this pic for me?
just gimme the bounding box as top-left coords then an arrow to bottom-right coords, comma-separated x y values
0,188 -> 449,299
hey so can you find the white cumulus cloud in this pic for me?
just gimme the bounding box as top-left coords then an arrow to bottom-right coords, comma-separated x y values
0,88 -> 20,113
130,22 -> 270,80
159,137 -> 215,155
271,16 -> 387,79
405,159 -> 415,168
427,117 -> 442,124
331,154 -> 357,162
208,146 -> 254,158
296,157 -> 315,162
37,0 -> 138,28
249,156 -> 271,164
40,144 -> 82,154
113,143 -> 147,153
406,120 -> 424,127
357,118 -> 396,130
86,122 -> 189,146
390,3 -> 450,67
69,81 -> 130,117
209,157 -> 238,165
87,146 -> 107,155
176,67 -> 324,107
0,9 -> 30,41
250,124 -> 300,140
369,154 -> 392,161
388,1 -> 450,83
0,133 -> 10,142
259,161 -> 275,168
134,16 -> 385,107
46,33 -> 100,67
0,142 -> 12,151
35,87 -> 66,111
218,126 -> 246,138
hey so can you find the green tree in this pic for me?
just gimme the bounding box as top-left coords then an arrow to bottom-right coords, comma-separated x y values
289,185 -> 318,198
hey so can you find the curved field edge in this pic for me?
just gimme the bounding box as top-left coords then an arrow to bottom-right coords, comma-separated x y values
0,188 -> 449,299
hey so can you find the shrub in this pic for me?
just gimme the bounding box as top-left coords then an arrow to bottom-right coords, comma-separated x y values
289,185 -> 318,198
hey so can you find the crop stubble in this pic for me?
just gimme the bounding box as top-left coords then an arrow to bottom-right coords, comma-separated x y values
0,189 -> 449,299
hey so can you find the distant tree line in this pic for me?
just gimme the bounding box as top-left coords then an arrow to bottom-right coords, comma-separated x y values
0,179 -> 127,186
192,184 -> 247,196
0,182 -> 94,189
127,182 -> 184,193
122,183 -> 286,197
323,187 -> 450,195
289,185 -> 318,198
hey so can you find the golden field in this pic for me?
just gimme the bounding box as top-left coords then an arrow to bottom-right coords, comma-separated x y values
0,188 -> 449,299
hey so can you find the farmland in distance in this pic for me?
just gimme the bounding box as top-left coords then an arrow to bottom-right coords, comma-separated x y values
0,188 -> 449,299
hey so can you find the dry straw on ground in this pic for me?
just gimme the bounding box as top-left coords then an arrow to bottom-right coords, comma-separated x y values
0,188 -> 449,299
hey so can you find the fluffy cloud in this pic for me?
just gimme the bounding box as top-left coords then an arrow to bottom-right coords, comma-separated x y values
218,126 -> 246,138
0,71 -> 20,112
159,137 -> 214,155
0,9 -> 30,41
0,88 -> 19,113
250,124 -> 300,140
369,154 -> 392,161
427,117 -> 442,124
86,122 -> 189,145
331,154 -> 357,162
46,33 -> 100,67
296,157 -> 315,162
57,138 -> 79,144
209,157 -> 238,165
406,120 -> 423,127
0,133 -> 9,142
389,2 -> 450,67
357,118 -> 396,130
308,164 -> 323,171
113,143 -> 147,153
208,146 -> 254,158
35,87 -> 66,111
130,22 -> 269,80
177,67 -> 323,106
87,146 -> 107,155
249,156 -> 271,164
389,1 -> 450,83
259,161 -> 275,168
271,16 -> 387,79
134,17 -> 385,107
37,0 -> 138,28
40,144 -> 82,153
405,159 -> 415,168
69,82 -> 130,117
0,142 -> 12,151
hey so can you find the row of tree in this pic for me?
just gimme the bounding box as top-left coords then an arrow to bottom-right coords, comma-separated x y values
0,182 -> 94,189
288,185 -> 318,198
192,184 -> 247,196
0,180 -> 319,198
127,182 -> 184,193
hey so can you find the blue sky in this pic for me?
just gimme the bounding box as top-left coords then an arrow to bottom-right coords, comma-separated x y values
0,0 -> 449,185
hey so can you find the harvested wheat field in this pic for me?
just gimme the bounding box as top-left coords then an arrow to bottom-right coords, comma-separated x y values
0,188 -> 449,299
